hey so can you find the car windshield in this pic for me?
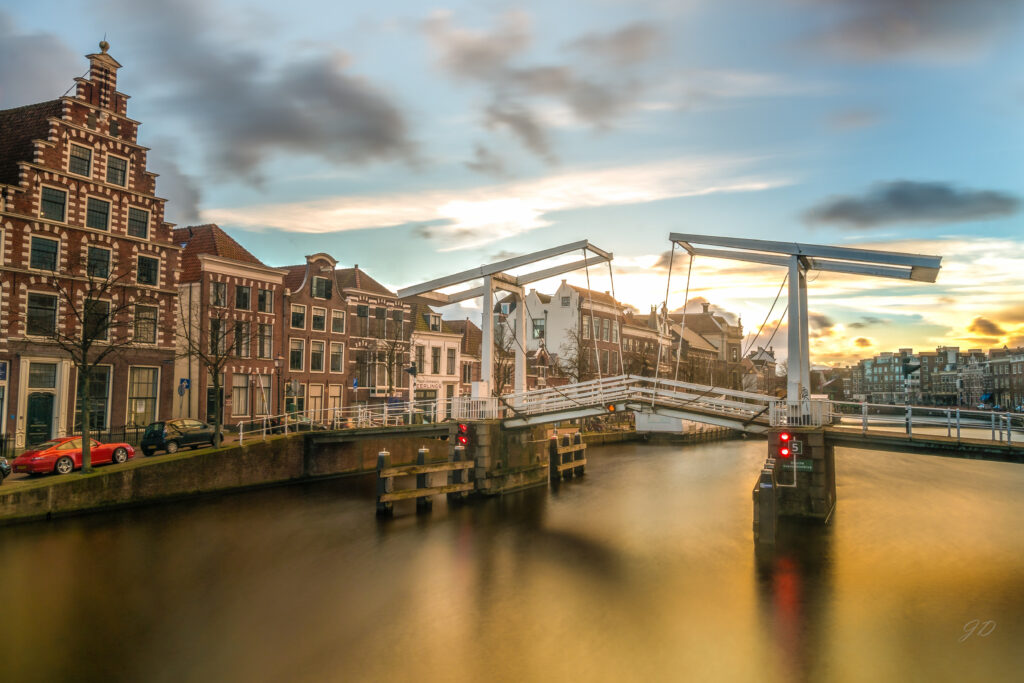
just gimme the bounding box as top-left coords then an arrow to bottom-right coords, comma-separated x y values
144,422 -> 165,435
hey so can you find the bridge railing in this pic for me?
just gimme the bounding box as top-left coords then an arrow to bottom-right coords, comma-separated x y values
826,401 -> 1024,443
769,400 -> 832,428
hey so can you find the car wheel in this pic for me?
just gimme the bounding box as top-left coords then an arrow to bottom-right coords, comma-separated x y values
55,456 -> 74,475
165,441 -> 180,455
112,447 -> 128,464
142,447 -> 154,457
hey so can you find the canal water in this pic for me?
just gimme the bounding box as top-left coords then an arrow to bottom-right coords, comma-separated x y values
3,438 -> 1023,682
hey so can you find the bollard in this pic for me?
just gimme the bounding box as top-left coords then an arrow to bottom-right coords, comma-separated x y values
548,437 -> 559,485
561,435 -> 573,480
448,444 -> 466,503
573,431 -> 585,477
753,467 -> 777,546
416,447 -> 432,512
861,402 -> 868,434
376,450 -> 393,517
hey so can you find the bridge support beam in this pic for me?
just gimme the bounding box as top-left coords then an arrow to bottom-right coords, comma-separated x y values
753,428 -> 836,545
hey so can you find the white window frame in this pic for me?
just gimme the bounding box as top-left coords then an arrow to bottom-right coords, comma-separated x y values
136,254 -> 160,287
29,235 -> 60,272
312,276 -> 331,300
106,153 -> 129,187
289,338 -> 305,372
127,205 -> 150,239
311,306 -> 327,332
133,303 -> 159,344
26,290 -> 59,337
330,342 -> 345,373
231,373 -> 250,417
39,185 -> 68,223
84,194 -> 112,231
290,304 -> 306,330
86,244 -> 111,279
331,309 -> 345,334
68,143 -> 93,178
257,288 -> 274,313
310,340 -> 326,373
125,365 -> 160,428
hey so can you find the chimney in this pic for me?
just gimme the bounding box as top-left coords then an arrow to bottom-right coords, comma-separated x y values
85,40 -> 122,111
701,302 -> 710,314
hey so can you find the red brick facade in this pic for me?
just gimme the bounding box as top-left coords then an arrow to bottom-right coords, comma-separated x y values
0,43 -> 180,447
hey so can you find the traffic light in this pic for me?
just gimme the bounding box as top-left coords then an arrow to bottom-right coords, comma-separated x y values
606,404 -> 616,413
456,422 -> 470,447
777,431 -> 792,458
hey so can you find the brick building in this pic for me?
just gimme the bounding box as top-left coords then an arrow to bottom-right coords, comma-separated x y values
405,298 -> 462,418
445,318 -> 482,396
0,42 -> 179,447
174,224 -> 285,426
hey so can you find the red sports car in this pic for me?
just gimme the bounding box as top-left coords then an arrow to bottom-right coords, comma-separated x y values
12,436 -> 135,475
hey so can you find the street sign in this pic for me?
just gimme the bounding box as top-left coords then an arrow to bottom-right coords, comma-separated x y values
790,440 -> 803,455
178,378 -> 190,396
353,377 -> 359,389
795,459 -> 814,472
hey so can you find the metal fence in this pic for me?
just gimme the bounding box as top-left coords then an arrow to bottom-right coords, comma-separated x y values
0,425 -> 149,459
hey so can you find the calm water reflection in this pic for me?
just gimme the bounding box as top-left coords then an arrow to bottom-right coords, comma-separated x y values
3,439 -> 1024,682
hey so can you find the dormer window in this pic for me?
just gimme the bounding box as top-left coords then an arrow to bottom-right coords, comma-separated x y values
500,302 -> 510,315
429,314 -> 441,332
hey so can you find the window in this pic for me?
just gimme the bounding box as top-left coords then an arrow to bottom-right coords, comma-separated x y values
312,276 -> 332,299
235,285 -> 251,310
416,346 -> 425,373
582,315 -> 591,339
87,246 -> 110,278
84,299 -> 110,340
30,236 -> 59,270
69,144 -> 92,176
127,367 -> 158,427
87,111 -> 96,129
561,296 -> 570,307
28,362 -> 57,388
612,321 -> 619,344
210,282 -> 227,307
231,373 -> 249,417
234,321 -> 250,357
603,318 -> 611,342
40,187 -> 67,221
253,375 -> 271,416
375,307 -> 387,337
127,208 -> 149,238
209,318 -> 227,354
27,293 -> 57,336
432,347 -> 441,375
310,341 -> 325,372
137,255 -> 159,286
602,350 -> 610,373
289,339 -> 304,371
447,348 -> 456,375
107,155 -> 127,186
308,384 -> 324,416
532,318 -> 545,340
429,314 -> 441,332
134,305 -> 158,343
312,307 -> 326,332
291,304 -> 306,329
330,343 -> 344,372
257,323 -> 273,359
86,197 -> 110,230
75,366 -> 110,430
462,362 -> 472,384
357,305 -> 369,318
285,381 -> 305,414
500,302 -> 511,315
328,385 -> 343,413
392,310 -> 403,326
257,289 -> 273,313
331,310 -> 345,333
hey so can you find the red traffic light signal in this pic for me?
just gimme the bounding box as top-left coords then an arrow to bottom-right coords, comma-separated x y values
777,431 -> 792,458
457,423 -> 470,447
607,404 -> 616,413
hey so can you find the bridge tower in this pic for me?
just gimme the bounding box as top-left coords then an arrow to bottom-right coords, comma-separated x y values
668,234 -> 942,544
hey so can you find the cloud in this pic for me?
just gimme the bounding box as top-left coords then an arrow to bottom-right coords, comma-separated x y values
206,156 -> 789,250
809,313 -> 834,330
801,0 -> 1024,62
967,316 -> 1007,337
566,22 -> 663,65
847,316 -> 886,329
0,12 -> 81,108
422,11 -> 659,161
996,304 -> 1024,324
854,337 -> 872,348
108,0 -> 416,184
464,143 -> 508,177
804,180 -> 1019,228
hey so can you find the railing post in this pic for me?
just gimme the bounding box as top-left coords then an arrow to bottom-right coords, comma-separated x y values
955,407 -> 960,440
1007,414 -> 1013,445
862,402 -> 868,434
991,411 -> 996,441
945,408 -> 951,437
905,404 -> 912,437
239,422 -> 244,446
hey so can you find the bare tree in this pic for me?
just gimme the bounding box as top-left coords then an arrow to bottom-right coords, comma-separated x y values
176,297 -> 241,447
492,324 -> 516,396
378,321 -> 409,398
36,252 -> 151,472
558,326 -> 595,384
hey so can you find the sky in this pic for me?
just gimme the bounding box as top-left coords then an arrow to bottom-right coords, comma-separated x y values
2,0 -> 1023,366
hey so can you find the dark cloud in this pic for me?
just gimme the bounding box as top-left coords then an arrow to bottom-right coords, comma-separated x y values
804,180 -> 1019,228
464,143 -> 508,177
148,139 -> 202,225
847,315 -> 885,329
854,337 -> 872,348
801,0 -> 1024,61
827,108 -> 882,129
566,22 -> 662,65
489,250 -> 522,262
968,316 -> 1007,337
109,0 -> 416,184
996,305 -> 1024,324
484,102 -> 556,163
965,336 -> 999,346
0,12 -> 81,108
422,11 -> 656,162
809,313 -> 834,330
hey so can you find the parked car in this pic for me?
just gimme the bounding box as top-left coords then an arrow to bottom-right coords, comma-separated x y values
140,419 -> 217,456
12,436 -> 134,475
0,456 -> 11,483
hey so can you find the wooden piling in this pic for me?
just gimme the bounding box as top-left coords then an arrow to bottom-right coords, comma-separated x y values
376,450 -> 393,517
416,447 -> 432,512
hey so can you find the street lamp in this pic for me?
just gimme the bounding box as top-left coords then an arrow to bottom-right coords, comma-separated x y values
274,355 -> 283,415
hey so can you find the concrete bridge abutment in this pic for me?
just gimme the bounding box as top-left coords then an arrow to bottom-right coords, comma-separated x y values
753,428 -> 836,546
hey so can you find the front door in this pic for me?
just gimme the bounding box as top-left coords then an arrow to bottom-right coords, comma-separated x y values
26,392 -> 54,446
